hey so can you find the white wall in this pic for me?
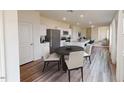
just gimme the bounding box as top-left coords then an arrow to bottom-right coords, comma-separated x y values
98,26 -> 109,41
109,13 -> 118,64
71,30 -> 78,41
71,26 -> 86,41
91,26 -> 109,42
0,11 -> 6,82
91,27 -> 98,41
81,28 -> 86,37
109,11 -> 124,81
3,11 -> 20,81
116,11 -> 124,81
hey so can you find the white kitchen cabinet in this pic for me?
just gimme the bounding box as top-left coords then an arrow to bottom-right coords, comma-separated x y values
60,40 -> 66,46
60,28 -> 72,37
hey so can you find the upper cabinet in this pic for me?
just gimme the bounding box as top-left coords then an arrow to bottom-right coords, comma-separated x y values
60,28 -> 72,38
40,24 -> 47,36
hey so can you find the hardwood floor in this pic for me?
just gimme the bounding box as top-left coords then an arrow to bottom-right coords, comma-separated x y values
20,46 -> 116,82
20,60 -> 43,82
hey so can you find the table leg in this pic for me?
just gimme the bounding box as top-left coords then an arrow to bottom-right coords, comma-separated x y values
61,55 -> 67,72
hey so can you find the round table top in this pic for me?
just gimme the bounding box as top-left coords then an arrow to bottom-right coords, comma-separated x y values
55,46 -> 84,55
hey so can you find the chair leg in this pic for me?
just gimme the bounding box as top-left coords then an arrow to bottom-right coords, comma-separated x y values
42,62 -> 47,72
68,70 -> 70,82
60,57 -> 62,65
81,67 -> 83,81
58,61 -> 60,71
89,56 -> 91,64
47,62 -> 49,66
86,57 -> 88,61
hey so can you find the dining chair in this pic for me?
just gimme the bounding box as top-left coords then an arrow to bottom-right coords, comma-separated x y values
42,53 -> 60,72
83,44 -> 93,64
42,46 -> 60,72
65,51 -> 84,82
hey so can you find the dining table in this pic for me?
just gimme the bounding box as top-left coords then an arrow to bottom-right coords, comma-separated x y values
55,46 -> 84,72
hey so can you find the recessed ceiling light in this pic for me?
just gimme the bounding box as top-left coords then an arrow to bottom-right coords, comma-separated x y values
80,14 -> 84,18
77,22 -> 80,25
62,17 -> 66,21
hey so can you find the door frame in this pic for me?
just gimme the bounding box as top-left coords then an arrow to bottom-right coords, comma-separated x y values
0,11 -> 6,82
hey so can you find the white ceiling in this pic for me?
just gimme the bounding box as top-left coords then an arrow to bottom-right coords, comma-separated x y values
39,10 -> 117,28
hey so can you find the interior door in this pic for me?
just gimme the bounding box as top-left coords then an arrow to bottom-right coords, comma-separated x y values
19,23 -> 34,65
